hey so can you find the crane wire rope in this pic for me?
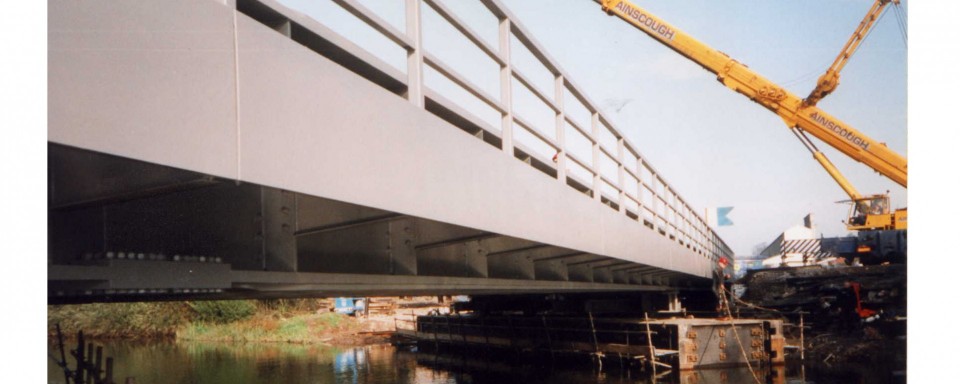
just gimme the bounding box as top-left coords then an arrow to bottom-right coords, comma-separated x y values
780,59 -> 836,88
787,6 -> 893,100
892,4 -> 908,46
719,284 -> 764,384
780,4 -> 894,89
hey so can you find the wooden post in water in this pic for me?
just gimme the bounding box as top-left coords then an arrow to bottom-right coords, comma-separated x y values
105,357 -> 114,384
588,312 -> 600,351
95,346 -> 104,384
52,328 -> 123,384
508,316 -> 518,361
480,316 -> 489,347
800,313 -> 805,361
86,342 -> 95,384
541,315 -> 555,362
56,324 -> 70,384
644,312 -> 657,377
74,331 -> 85,384
588,312 -> 602,372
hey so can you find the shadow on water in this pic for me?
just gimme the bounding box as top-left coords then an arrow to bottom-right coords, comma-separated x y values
48,340 -> 904,383
408,348 -> 785,384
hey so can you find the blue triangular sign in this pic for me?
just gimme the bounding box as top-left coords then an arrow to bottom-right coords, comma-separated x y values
717,207 -> 734,226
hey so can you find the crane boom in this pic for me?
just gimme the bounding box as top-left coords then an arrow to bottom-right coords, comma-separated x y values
805,0 -> 899,107
597,0 -> 907,188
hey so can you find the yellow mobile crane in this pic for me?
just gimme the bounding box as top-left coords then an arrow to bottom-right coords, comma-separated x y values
801,0 -> 904,233
596,0 -> 907,233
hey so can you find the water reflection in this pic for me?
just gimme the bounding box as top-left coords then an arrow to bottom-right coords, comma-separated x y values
412,350 -> 794,384
48,340 -> 901,383
677,366 -> 784,384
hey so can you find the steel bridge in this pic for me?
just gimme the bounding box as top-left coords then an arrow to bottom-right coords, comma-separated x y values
48,0 -> 733,304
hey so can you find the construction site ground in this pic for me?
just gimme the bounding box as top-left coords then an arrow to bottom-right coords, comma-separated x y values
326,296 -> 453,346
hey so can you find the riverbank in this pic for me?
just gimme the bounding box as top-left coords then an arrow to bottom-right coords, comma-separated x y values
48,298 -> 427,346
798,331 -> 906,367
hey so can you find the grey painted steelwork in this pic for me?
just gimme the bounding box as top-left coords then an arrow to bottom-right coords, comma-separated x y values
47,0 -> 733,302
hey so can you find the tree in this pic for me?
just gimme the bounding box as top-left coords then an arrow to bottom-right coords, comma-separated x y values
751,242 -> 769,257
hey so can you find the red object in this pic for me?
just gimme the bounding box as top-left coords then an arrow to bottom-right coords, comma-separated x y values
849,282 -> 878,319
718,256 -> 729,266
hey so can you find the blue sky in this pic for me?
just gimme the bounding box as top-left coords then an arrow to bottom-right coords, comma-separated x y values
279,0 -> 907,255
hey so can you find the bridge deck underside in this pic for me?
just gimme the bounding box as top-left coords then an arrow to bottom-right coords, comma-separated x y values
47,0 -> 718,303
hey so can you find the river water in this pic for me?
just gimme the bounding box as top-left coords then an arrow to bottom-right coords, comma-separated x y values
47,340 -> 902,383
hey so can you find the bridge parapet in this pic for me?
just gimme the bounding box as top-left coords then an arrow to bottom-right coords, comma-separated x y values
47,0 -> 732,303
240,0 -> 730,263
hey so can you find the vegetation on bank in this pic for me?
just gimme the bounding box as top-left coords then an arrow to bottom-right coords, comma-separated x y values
48,302 -> 191,338
179,312 -> 356,343
48,299 -> 357,343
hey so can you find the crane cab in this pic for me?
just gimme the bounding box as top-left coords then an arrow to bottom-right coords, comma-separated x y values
845,194 -> 905,231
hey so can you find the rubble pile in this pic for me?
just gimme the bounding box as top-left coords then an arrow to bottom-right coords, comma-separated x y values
738,264 -> 906,332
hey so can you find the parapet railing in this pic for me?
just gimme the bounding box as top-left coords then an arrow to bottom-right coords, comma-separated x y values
235,0 -> 734,263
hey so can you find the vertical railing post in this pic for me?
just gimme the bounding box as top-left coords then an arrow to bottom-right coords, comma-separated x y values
660,183 -> 667,232
671,191 -> 677,237
591,112 -> 601,202
682,205 -> 688,243
712,235 -> 717,260
667,188 -> 675,237
405,0 -> 424,107
617,137 -> 626,213
554,76 -> 566,182
663,189 -> 670,235
653,177 -> 661,230
499,18 -> 514,155
662,184 -> 668,233
637,158 -> 645,220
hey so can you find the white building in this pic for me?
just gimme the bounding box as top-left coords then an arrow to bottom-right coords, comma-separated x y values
758,214 -> 832,268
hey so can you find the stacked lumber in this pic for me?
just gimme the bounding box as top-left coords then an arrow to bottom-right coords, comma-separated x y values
366,297 -> 398,316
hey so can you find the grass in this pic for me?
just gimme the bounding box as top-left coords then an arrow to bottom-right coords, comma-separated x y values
188,300 -> 257,324
49,302 -> 191,338
49,299 -> 357,344
178,312 -> 356,343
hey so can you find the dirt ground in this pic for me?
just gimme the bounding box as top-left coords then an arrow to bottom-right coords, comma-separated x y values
790,327 -> 906,368
322,297 -> 450,346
